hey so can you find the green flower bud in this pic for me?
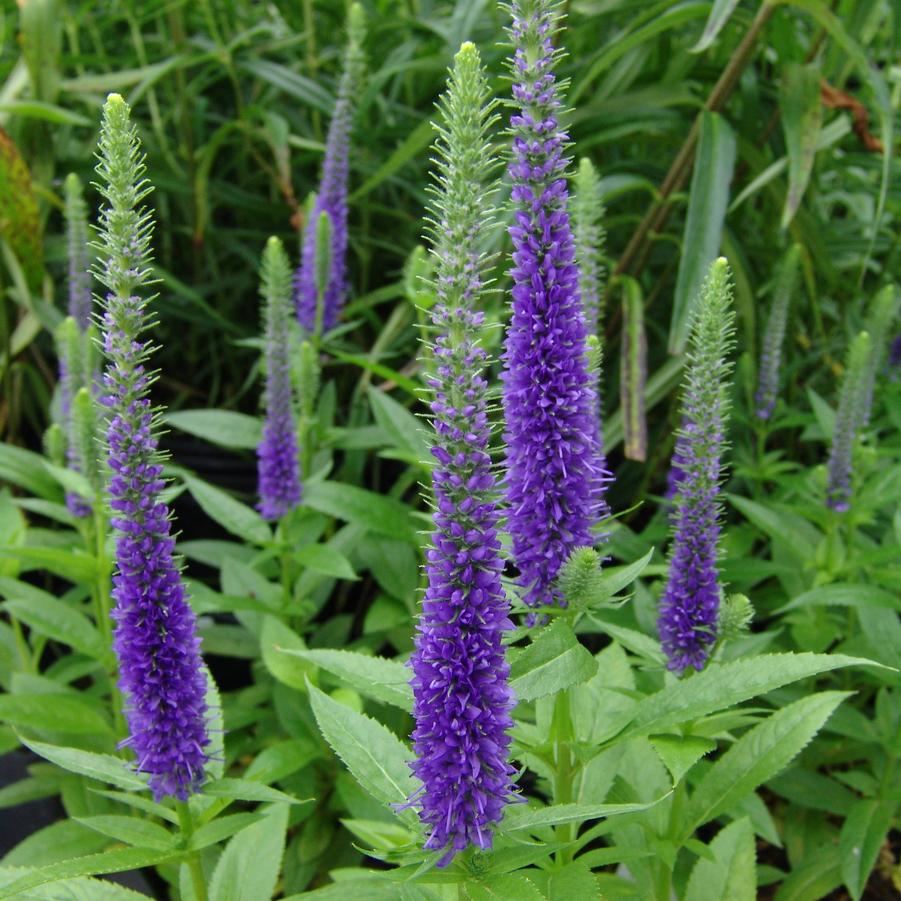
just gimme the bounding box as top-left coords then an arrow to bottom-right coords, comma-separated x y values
717,593 -> 754,642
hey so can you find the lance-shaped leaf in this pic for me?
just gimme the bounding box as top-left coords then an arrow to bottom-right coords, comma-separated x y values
780,63 -> 822,229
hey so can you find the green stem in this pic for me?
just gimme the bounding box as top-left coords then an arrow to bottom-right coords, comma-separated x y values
552,688 -> 576,865
177,801 -> 208,901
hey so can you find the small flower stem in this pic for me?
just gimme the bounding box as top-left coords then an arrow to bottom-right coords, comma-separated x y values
177,801 -> 208,901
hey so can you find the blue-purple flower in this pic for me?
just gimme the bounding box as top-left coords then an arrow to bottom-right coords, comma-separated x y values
294,4 -> 365,333
407,42 -> 516,866
257,237 -> 302,521
502,0 -> 603,613
95,94 -> 209,800
658,258 -> 735,674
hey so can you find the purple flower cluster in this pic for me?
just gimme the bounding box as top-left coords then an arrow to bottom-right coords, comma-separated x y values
257,238 -> 302,521
294,6 -> 365,333
96,94 -> 209,800
658,259 -> 734,674
502,0 -> 602,612
410,309 -> 516,865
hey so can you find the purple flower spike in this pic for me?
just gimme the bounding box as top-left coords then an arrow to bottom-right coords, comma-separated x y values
755,244 -> 800,420
658,258 -> 735,674
825,330 -> 871,513
294,5 -> 365,333
502,0 -> 603,613
257,237 -> 302,521
96,94 -> 209,800
407,42 -> 516,866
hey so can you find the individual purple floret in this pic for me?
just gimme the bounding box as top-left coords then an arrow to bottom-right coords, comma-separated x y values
407,42 -> 516,866
96,94 -> 209,800
502,0 -> 604,613
257,237 -> 302,520
294,4 -> 365,333
658,258 -> 734,674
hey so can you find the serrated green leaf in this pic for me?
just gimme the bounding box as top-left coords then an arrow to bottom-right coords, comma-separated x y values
294,544 -> 358,581
202,777 -> 307,806
185,477 -> 271,545
19,739 -> 146,791
302,481 -> 417,543
684,691 -> 850,835
188,812 -> 265,851
208,803 -> 288,901
839,799 -> 895,901
368,388 -> 429,464
0,870 -> 152,900
684,818 -> 756,901
691,0 -> 741,52
0,547 -> 96,584
308,682 -> 416,815
669,111 -> 736,353
779,63 -> 822,228
261,616 -> 315,691
282,648 -> 412,711
509,621 -> 598,702
0,847 -> 177,899
166,409 -> 262,449
620,654 -> 875,742
775,583 -> 901,614
0,695 -> 111,736
1,592 -> 105,659
649,735 -> 716,785
503,800 -> 659,833
75,815 -> 175,852
462,873 -> 547,901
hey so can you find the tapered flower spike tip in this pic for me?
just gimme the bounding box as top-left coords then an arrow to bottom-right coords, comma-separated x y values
657,256 -> 735,674
406,37 -> 515,867
95,91 -> 209,801
294,4 -> 366,331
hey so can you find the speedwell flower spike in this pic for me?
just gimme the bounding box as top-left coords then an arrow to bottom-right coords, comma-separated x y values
294,3 -> 366,333
502,0 -> 605,615
859,284 -> 898,427
257,236 -> 302,521
657,257 -> 735,674
755,243 -> 801,420
826,330 -> 871,513
95,93 -> 209,801
407,41 -> 516,868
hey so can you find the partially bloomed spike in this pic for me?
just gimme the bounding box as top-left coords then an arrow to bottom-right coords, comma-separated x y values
95,93 -> 209,800
294,4 -> 366,333
407,41 -> 516,867
502,0 -> 604,614
755,244 -> 800,420
657,258 -> 735,674
257,236 -> 302,521
859,284 -> 898,426
826,331 -> 871,513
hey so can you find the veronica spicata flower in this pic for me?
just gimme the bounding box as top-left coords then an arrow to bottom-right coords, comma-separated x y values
755,244 -> 801,420
257,236 -> 302,520
502,0 -> 604,613
657,258 -> 735,674
407,42 -> 516,867
96,94 -> 208,800
826,330 -> 871,513
294,4 -> 365,333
